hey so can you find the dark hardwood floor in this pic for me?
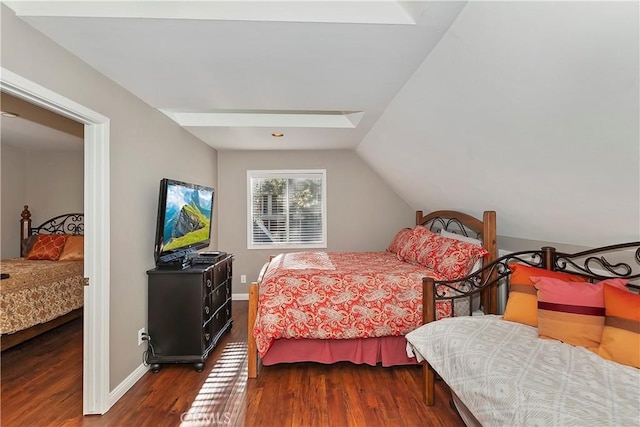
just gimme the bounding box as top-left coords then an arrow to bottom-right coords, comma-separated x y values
1,301 -> 465,427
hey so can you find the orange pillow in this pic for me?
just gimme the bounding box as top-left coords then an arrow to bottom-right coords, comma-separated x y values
532,277 -> 628,350
59,235 -> 84,261
502,264 -> 588,327
26,234 -> 69,261
598,284 -> 640,368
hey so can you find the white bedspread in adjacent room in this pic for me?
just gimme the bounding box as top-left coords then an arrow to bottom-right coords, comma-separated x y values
405,315 -> 640,427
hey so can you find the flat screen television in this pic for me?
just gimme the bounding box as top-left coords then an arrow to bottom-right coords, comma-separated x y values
154,178 -> 215,266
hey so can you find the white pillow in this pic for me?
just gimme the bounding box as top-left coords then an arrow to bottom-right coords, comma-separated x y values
440,229 -> 482,248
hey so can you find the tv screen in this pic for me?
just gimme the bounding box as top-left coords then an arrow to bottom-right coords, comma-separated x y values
154,178 -> 214,264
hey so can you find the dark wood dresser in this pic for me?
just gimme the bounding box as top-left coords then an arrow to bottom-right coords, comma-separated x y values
146,253 -> 233,372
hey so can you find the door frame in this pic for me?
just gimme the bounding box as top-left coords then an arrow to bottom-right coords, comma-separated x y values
1,68 -> 111,414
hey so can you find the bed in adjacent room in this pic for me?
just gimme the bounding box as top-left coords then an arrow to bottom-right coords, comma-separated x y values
247,209 -> 497,378
0,206 -> 85,351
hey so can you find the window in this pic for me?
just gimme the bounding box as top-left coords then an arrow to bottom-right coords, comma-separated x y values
247,170 -> 327,249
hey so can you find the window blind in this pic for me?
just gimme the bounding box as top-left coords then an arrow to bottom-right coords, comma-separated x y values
248,170 -> 326,249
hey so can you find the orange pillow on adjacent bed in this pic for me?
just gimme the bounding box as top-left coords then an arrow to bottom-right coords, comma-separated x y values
502,264 -> 588,327
531,277 -> 628,351
26,234 -> 69,261
58,235 -> 84,261
598,284 -> 640,368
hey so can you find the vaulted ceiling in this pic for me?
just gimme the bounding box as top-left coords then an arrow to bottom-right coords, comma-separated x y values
4,0 -> 466,150
3,1 -> 638,246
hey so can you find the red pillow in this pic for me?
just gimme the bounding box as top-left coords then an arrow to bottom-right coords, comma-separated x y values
400,226 -> 488,279
387,228 -> 412,255
26,234 -> 69,261
398,226 -> 431,262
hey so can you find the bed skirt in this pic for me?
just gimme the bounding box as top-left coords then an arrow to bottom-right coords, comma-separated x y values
261,335 -> 418,367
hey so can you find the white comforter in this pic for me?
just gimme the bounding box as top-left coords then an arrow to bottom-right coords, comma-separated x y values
406,315 -> 640,427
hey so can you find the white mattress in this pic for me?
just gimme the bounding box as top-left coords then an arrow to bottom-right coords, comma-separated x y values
406,315 -> 640,427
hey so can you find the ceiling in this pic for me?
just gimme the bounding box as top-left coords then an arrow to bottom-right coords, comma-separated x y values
4,0 -> 467,150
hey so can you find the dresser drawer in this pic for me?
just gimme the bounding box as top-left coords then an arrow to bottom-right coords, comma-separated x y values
203,268 -> 214,295
209,305 -> 227,337
202,324 -> 213,350
202,296 -> 213,323
210,281 -> 227,311
213,261 -> 228,286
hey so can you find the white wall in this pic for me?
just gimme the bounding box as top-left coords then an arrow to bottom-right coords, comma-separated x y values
0,143 -> 27,258
218,149 -> 414,294
358,1 -> 640,248
26,150 -> 84,225
1,5 -> 219,390
0,146 -> 84,258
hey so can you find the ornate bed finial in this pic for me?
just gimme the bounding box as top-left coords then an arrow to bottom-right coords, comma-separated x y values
21,205 -> 31,220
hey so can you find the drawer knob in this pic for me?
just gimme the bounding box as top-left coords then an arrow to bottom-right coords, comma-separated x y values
205,306 -> 210,314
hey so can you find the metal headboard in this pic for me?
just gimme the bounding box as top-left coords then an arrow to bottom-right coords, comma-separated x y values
423,242 -> 640,322
20,205 -> 84,255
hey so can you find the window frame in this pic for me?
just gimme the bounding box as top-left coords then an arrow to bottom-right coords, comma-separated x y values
247,169 -> 327,250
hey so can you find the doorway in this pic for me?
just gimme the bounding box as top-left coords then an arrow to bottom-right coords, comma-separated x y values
1,68 -> 111,414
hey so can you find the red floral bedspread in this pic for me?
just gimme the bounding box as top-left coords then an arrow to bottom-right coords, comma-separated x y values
253,251 -> 450,357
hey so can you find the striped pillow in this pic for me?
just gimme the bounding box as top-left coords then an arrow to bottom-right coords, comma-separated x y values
502,264 -> 588,327
531,277 -> 628,351
598,284 -> 640,368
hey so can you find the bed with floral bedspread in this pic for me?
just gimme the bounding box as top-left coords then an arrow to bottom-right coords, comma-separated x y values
1,206 -> 85,350
253,250 -> 450,357
0,258 -> 84,335
247,209 -> 498,378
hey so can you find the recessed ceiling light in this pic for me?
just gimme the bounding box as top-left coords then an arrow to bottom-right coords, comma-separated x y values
272,132 -> 284,137
1,111 -> 19,118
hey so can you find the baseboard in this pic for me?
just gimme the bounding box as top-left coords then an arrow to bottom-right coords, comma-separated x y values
108,296 -> 247,408
108,363 -> 149,410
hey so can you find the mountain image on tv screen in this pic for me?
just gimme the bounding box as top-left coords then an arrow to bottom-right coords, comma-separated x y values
162,183 -> 213,251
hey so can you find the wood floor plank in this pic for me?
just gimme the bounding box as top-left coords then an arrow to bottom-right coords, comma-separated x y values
1,301 -> 465,426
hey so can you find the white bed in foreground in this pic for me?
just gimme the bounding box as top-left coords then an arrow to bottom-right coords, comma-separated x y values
406,315 -> 640,427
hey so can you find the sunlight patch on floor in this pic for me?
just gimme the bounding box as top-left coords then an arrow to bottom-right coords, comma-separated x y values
180,341 -> 248,426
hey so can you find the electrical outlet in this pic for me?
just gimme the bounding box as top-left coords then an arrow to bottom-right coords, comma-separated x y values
138,328 -> 146,346
240,275 -> 247,284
